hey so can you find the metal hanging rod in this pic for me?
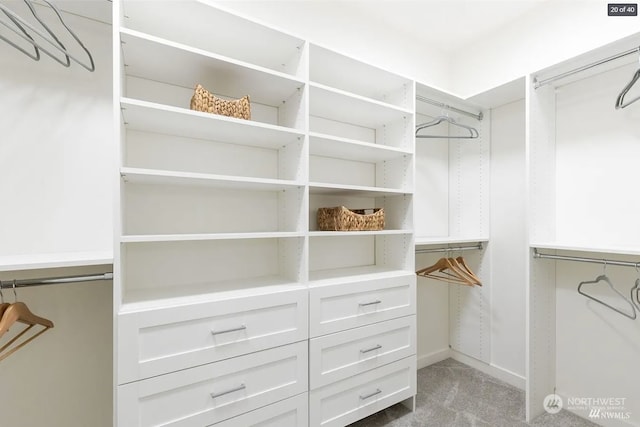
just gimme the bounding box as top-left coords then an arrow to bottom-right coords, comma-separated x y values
534,46 -> 640,89
416,95 -> 483,121
416,242 -> 484,254
0,272 -> 113,289
533,249 -> 639,268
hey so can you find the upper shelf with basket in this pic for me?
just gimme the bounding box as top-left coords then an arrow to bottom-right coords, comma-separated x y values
119,29 -> 306,130
120,0 -> 306,79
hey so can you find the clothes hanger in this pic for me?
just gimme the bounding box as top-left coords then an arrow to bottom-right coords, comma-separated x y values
0,285 -> 10,319
415,114 -> 479,139
630,263 -> 640,311
416,257 -> 477,286
0,280 -> 54,361
0,7 -> 41,60
577,262 -> 637,320
615,52 -> 640,110
454,256 -> 482,286
0,0 -> 94,71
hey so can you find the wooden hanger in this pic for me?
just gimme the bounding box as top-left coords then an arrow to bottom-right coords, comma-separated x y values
0,281 -> 54,361
416,257 -> 477,286
454,256 -> 482,286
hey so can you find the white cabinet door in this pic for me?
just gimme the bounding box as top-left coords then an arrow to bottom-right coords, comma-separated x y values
309,274 -> 415,337
310,315 -> 415,389
118,341 -> 308,427
309,356 -> 416,427
212,393 -> 308,427
118,288 -> 308,383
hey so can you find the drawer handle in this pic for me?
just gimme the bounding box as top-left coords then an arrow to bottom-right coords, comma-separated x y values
358,300 -> 382,307
211,325 -> 247,336
360,344 -> 382,354
360,389 -> 382,400
210,383 -> 246,399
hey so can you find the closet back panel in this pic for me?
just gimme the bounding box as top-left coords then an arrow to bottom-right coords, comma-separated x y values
0,13 -> 113,257
555,63 -> 640,248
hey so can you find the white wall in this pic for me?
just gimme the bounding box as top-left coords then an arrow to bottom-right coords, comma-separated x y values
450,0 -> 640,97
489,99 -> 527,379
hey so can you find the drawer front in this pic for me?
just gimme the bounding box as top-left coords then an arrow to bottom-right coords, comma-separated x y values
118,288 -> 308,384
118,341 -> 308,427
309,356 -> 416,427
310,315 -> 415,389
309,274 -> 415,337
212,393 -> 308,427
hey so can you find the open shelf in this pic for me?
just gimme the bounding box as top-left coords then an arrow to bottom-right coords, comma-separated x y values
530,242 -> 640,257
121,232 -> 304,243
310,44 -> 412,110
121,167 -> 303,191
121,98 -> 303,150
309,83 -> 411,129
309,265 -> 414,287
0,251 -> 113,272
120,276 -> 305,313
309,230 -> 411,237
120,29 -> 304,107
121,0 -> 305,77
309,132 -> 411,162
309,182 -> 408,197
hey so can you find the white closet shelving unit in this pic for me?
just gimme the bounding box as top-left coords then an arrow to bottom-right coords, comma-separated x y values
527,32 -> 640,423
113,1 -> 416,426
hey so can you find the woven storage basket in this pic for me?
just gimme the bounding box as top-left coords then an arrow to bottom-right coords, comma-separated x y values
190,84 -> 251,120
317,206 -> 385,231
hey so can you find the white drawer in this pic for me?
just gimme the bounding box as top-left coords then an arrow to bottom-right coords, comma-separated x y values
212,393 -> 308,427
309,356 -> 416,427
310,315 -> 415,389
118,341 -> 308,427
309,274 -> 415,337
118,288 -> 308,383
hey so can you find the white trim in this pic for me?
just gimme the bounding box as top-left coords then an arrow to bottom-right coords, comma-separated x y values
450,350 -> 526,390
417,348 -> 451,369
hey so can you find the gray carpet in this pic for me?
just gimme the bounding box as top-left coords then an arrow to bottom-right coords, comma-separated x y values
348,358 -> 598,427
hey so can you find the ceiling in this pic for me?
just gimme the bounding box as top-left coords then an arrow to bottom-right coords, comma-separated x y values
337,0 -> 548,52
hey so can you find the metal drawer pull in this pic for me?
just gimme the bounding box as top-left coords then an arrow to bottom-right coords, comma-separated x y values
211,325 -> 247,336
360,389 -> 382,400
358,300 -> 381,307
360,344 -> 382,354
210,383 -> 246,399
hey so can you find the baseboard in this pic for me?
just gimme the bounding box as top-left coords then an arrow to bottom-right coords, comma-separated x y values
449,349 -> 526,390
417,348 -> 451,369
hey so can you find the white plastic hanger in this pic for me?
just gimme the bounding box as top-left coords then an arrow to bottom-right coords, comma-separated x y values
615,52 -> 640,109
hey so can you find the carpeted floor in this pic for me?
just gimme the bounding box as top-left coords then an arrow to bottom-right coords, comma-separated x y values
348,358 -> 598,427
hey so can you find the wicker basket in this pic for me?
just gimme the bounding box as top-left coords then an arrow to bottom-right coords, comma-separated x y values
190,84 -> 251,120
317,206 -> 385,231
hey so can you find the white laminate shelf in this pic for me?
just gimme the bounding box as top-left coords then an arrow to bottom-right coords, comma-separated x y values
415,237 -> 489,246
122,0 -> 304,76
309,182 -> 410,197
0,251 -> 113,272
310,44 -> 412,110
120,276 -> 304,312
309,230 -> 411,237
121,167 -> 304,191
531,242 -> 640,257
309,132 -> 411,163
310,83 -> 412,129
121,98 -> 304,150
120,29 -> 304,106
121,232 -> 303,243
309,265 -> 414,286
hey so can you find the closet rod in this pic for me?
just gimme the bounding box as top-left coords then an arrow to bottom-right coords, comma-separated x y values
416,95 -> 483,121
534,46 -> 640,89
0,272 -> 113,289
533,249 -> 638,268
416,243 -> 483,254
